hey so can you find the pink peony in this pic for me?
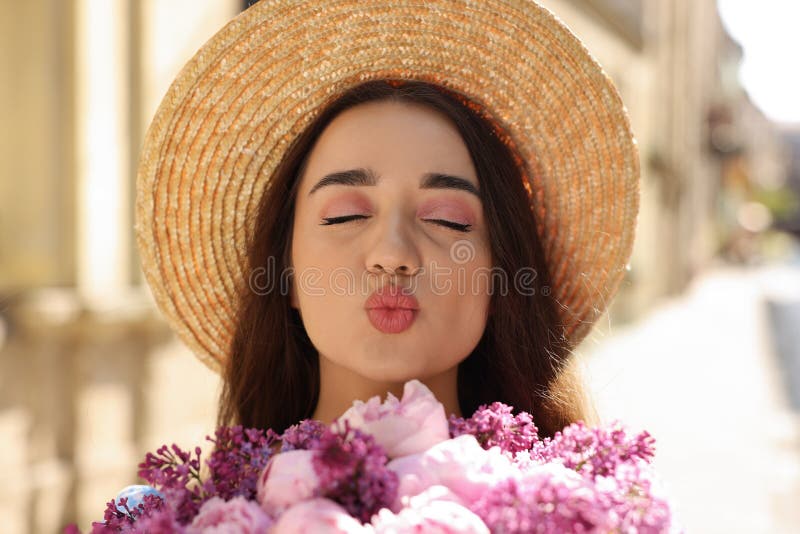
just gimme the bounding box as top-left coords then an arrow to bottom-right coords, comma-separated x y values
371,485 -> 489,533
387,434 -> 517,508
270,498 -> 374,533
187,496 -> 272,533
334,379 -> 450,459
256,449 -> 319,517
399,484 -> 466,508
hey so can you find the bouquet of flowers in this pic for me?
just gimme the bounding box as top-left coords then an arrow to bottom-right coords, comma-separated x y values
66,380 -> 681,533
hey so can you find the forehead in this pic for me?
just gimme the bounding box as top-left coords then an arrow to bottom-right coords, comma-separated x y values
299,100 -> 478,188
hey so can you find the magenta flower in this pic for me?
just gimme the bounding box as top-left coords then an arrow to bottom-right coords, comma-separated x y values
371,485 -> 489,533
136,426 -> 278,525
123,504 -> 184,533
257,450 -> 320,517
137,443 -> 205,523
270,498 -> 373,533
78,380 -> 678,533
280,420 -> 327,452
387,434 -> 516,508
449,402 -> 539,456
334,379 -> 450,458
312,423 -> 399,523
538,420 -> 656,479
88,493 -> 171,533
187,496 -> 273,533
470,462 -> 616,533
598,462 -> 675,533
201,426 -> 280,501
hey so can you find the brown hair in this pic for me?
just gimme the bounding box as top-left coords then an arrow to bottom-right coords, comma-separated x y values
217,79 -> 596,438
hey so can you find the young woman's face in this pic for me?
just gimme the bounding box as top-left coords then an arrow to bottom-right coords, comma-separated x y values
290,100 -> 493,385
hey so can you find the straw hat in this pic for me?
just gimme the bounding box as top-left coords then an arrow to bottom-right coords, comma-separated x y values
135,0 -> 640,374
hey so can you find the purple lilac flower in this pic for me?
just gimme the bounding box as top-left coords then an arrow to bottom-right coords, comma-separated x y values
280,419 -> 327,452
121,503 -> 184,534
470,464 -> 617,533
79,392 -> 675,532
539,420 -> 656,478
449,402 -> 539,455
136,426 -> 278,526
89,498 -> 138,532
311,422 -> 399,523
601,462 -> 675,533
137,444 -> 205,524
201,426 -> 279,501
88,493 -> 170,533
502,421 -> 673,533
113,485 -> 164,514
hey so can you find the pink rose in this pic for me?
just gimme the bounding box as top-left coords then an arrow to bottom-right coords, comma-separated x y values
371,486 -> 489,533
335,379 -> 449,458
271,498 -> 374,533
256,449 -> 319,517
187,496 -> 273,533
387,434 -> 517,507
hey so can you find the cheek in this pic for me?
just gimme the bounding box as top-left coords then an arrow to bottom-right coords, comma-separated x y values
426,259 -> 493,323
291,226 -> 352,277
294,290 -> 359,357
309,225 -> 368,266
293,266 -> 359,311
427,240 -> 493,292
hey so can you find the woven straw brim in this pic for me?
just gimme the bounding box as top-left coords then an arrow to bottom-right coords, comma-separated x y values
135,0 -> 640,374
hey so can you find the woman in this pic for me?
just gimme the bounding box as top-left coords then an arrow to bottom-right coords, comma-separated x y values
135,0 -> 639,443
220,79 -> 592,439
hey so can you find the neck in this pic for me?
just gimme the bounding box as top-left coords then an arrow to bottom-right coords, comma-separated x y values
311,359 -> 463,424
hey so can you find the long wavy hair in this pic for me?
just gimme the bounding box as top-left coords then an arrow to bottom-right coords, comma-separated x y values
217,79 -> 596,438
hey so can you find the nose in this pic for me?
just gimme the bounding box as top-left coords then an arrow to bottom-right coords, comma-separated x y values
365,213 -> 422,278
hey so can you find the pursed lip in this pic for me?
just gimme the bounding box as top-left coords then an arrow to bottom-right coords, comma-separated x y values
364,286 -> 420,311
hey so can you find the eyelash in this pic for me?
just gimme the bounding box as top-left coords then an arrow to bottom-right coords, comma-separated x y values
320,214 -> 472,232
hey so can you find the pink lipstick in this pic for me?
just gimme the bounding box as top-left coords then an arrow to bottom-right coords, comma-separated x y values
365,286 -> 420,334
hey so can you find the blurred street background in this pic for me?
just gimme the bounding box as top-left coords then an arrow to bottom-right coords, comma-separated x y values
2,0 -> 800,532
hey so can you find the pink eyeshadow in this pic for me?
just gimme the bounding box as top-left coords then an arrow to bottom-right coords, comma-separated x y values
318,193 -> 373,217
418,198 -> 476,225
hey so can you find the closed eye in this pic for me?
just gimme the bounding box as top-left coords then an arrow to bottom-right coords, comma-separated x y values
320,215 -> 471,232
426,218 -> 472,232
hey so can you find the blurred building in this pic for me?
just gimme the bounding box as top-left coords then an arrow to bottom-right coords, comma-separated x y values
1,2 -> 241,532
539,0 -> 788,331
0,0 -> 791,532
774,126 -> 800,239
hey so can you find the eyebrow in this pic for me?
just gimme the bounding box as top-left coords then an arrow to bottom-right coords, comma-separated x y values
307,168 -> 482,199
